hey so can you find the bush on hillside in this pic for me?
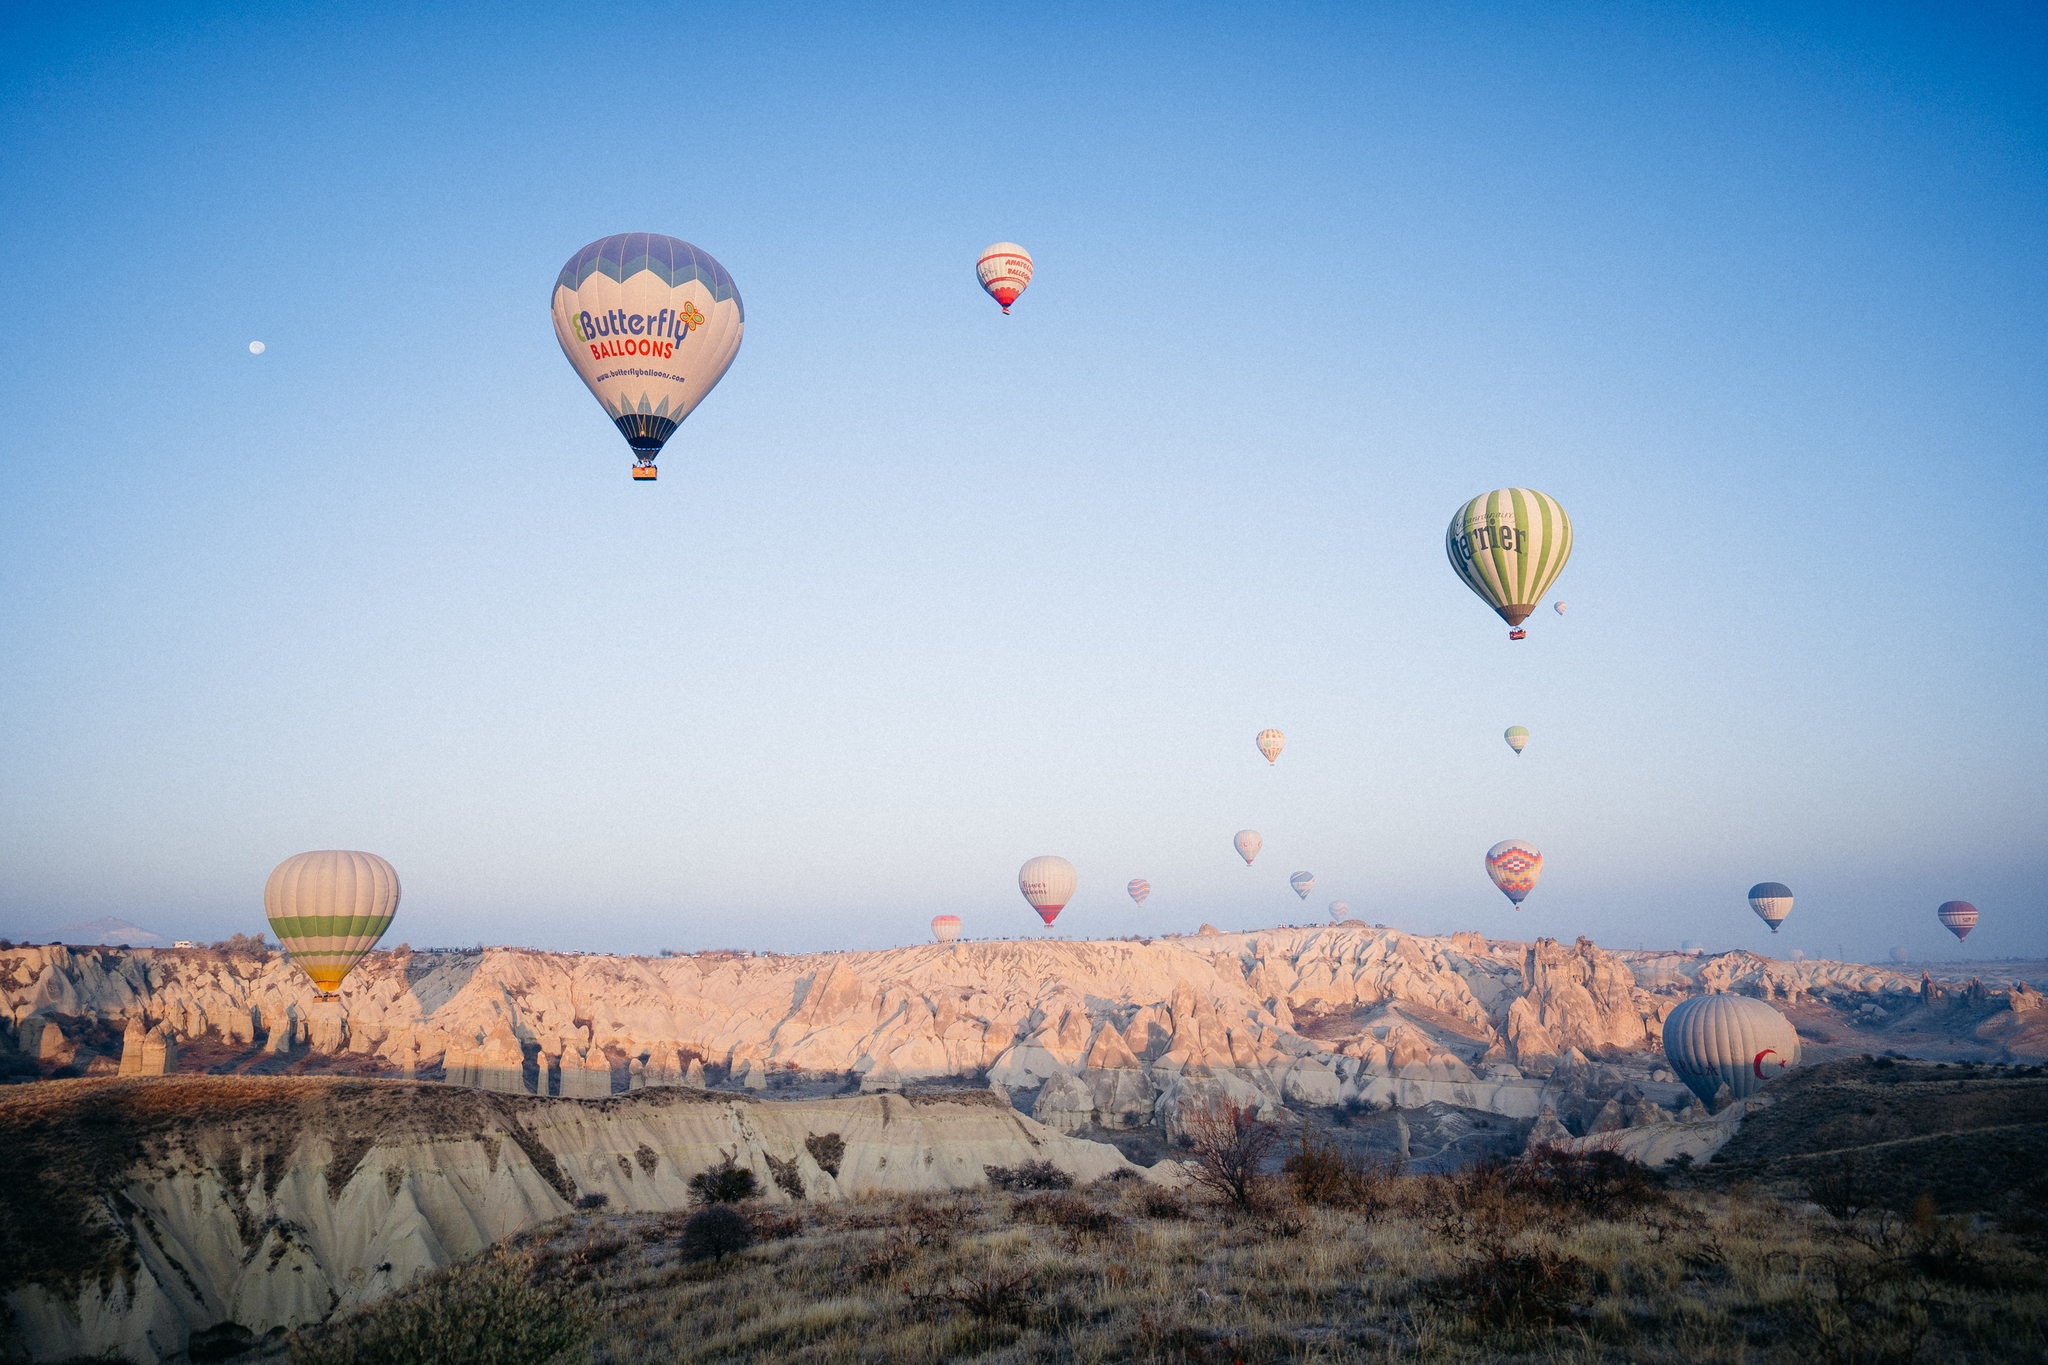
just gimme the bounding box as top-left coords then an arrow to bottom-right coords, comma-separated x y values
688,1156 -> 759,1205
984,1159 -> 1073,1191
286,1247 -> 591,1365
678,1204 -> 755,1261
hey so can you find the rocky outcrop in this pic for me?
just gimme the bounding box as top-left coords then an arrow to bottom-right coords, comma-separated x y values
0,1075 -> 1159,1364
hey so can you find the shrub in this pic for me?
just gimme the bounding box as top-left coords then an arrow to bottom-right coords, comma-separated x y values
1136,1186 -> 1188,1220
1182,1100 -> 1283,1212
688,1157 -> 759,1205
1435,1241 -> 1592,1331
678,1204 -> 755,1261
806,1131 -> 845,1176
286,1247 -> 592,1365
984,1159 -> 1074,1191
764,1152 -> 805,1199
574,1192 -> 609,1210
1283,1123 -> 1398,1216
1017,1192 -> 1124,1236
1514,1146 -> 1664,1220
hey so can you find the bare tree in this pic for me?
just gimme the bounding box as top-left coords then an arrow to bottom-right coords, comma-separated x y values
1182,1099 -> 1282,1211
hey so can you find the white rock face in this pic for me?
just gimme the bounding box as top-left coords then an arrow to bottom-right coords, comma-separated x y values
0,931 -> 1952,1132
1,1077 -> 1155,1364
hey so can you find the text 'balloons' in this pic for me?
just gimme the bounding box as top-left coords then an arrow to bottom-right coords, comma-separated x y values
1445,489 -> 1574,636
1485,840 -> 1543,910
550,233 -> 744,479
1747,883 -> 1794,934
1937,901 -> 1979,941
264,851 -> 400,994
1018,856 -> 1076,926
976,243 -> 1033,313
1234,830 -> 1263,865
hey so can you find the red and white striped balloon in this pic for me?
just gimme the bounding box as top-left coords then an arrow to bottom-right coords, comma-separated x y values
931,914 -> 962,943
1936,901 -> 1978,941
976,242 -> 1033,313
1019,855 -> 1076,925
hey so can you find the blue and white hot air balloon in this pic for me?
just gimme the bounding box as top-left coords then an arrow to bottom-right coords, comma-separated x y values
551,234 -> 744,482
1747,882 -> 1794,934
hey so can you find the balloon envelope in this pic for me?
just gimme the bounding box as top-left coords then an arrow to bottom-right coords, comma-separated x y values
1891,947 -> 1910,963
1127,879 -> 1150,906
1484,839 -> 1543,908
931,914 -> 961,943
1747,882 -> 1794,934
551,233 -> 744,471
976,242 -> 1033,312
1504,726 -> 1529,754
1554,601 -> 1567,614
1289,871 -> 1314,899
1445,489 -> 1574,628
1234,830 -> 1263,865
1936,901 -> 1978,941
1018,855 -> 1077,926
1662,994 -> 1799,1106
1256,729 -> 1285,764
1328,901 -> 1350,922
264,851 -> 400,993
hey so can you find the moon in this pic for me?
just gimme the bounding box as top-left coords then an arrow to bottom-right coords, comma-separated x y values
249,341 -> 265,354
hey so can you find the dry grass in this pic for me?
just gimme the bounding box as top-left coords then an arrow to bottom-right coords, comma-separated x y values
271,1160 -> 2048,1365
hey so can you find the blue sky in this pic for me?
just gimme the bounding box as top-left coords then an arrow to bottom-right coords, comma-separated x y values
2,2 -> 2042,962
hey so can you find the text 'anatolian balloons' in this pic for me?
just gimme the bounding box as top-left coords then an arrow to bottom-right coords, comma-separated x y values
1485,840 -> 1543,909
1018,856 -> 1077,926
1445,489 -> 1573,632
264,851 -> 400,994
977,243 -> 1033,313
551,233 -> 744,477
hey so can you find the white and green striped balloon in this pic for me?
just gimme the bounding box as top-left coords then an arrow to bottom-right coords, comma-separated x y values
1444,489 -> 1573,629
264,850 -> 400,993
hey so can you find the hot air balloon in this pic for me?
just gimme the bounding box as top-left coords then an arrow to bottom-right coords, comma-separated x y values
1937,901 -> 1978,941
1328,901 -> 1350,922
1681,940 -> 1701,952
1289,871 -> 1315,899
931,914 -> 962,943
1789,949 -> 1806,962
264,851 -> 400,994
1484,839 -> 1542,910
976,243 -> 1033,313
1747,882 -> 1794,934
1018,855 -> 1076,926
1890,947 -> 1910,964
1127,879 -> 1151,906
1234,830 -> 1263,865
1445,489 -> 1573,639
1554,601 -> 1567,615
1504,726 -> 1529,754
1661,994 -> 1799,1106
551,233 -> 744,481
1256,729 -> 1285,765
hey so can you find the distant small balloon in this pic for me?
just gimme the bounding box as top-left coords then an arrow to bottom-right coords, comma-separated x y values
1504,726 -> 1529,754
1747,882 -> 1794,935
1681,940 -> 1701,952
1553,601 -> 1566,615
1018,855 -> 1077,927
1289,871 -> 1314,899
1328,900 -> 1349,923
1789,949 -> 1806,962
1234,830 -> 1263,865
1484,839 -> 1543,909
976,242 -> 1033,313
249,341 -> 265,354
931,914 -> 961,943
1256,729 -> 1285,765
1891,946 -> 1910,964
1936,901 -> 1978,942
1128,879 -> 1151,906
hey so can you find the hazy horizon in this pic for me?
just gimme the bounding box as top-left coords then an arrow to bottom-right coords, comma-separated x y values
3,4 -> 2042,962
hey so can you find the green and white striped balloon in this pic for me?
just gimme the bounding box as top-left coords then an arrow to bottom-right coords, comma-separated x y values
264,850 -> 400,993
1444,489 -> 1573,628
